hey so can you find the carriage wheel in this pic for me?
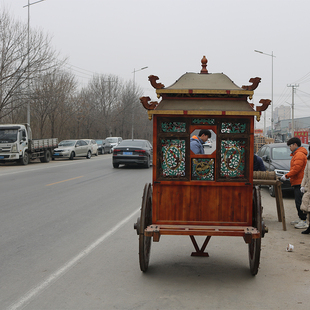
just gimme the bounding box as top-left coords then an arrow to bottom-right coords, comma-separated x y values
249,186 -> 262,275
139,183 -> 152,272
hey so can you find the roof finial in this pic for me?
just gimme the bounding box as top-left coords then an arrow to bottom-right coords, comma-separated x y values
200,55 -> 208,74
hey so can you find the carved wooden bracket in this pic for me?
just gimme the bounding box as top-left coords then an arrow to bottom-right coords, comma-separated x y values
140,96 -> 159,110
242,77 -> 261,91
256,99 -> 271,112
148,75 -> 165,89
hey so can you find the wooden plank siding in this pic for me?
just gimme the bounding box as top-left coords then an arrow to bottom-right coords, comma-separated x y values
153,184 -> 251,225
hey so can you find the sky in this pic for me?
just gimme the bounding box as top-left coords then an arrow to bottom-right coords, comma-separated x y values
1,0 -> 310,130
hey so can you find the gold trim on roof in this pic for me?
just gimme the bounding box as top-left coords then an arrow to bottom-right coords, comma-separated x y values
146,109 -> 260,120
156,89 -> 254,96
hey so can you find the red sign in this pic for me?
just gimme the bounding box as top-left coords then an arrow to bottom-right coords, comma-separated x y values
254,129 -> 263,135
294,131 -> 309,144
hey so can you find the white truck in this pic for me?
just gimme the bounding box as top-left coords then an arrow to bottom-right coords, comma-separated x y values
0,123 -> 58,165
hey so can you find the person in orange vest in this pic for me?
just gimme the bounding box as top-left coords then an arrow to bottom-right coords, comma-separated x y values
190,130 -> 211,154
281,137 -> 308,229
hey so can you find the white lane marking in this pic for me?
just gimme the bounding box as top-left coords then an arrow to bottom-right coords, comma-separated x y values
0,155 -> 112,177
8,208 -> 139,310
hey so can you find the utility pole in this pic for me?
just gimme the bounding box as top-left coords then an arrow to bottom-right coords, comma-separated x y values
23,0 -> 46,125
254,50 -> 275,138
287,84 -> 299,137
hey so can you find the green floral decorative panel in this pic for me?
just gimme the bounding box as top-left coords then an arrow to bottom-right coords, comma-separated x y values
192,158 -> 214,181
192,118 -> 215,125
221,122 -> 246,133
161,122 -> 186,132
220,140 -> 246,178
161,139 -> 186,177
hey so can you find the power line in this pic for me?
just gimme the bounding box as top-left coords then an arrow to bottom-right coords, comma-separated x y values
296,93 -> 310,107
298,89 -> 310,97
294,71 -> 310,84
274,86 -> 291,107
66,63 -> 99,75
65,65 -> 93,77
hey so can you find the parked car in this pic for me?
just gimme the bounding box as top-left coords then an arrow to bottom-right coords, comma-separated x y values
256,143 -> 308,196
52,140 -> 92,160
83,139 -> 98,156
96,140 -> 104,154
106,137 -> 122,150
203,139 -> 212,148
96,139 -> 113,154
102,139 -> 113,154
112,139 -> 153,168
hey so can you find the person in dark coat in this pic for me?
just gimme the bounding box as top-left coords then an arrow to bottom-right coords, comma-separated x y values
254,154 -> 266,171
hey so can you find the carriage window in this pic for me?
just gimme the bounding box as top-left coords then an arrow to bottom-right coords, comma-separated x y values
219,139 -> 246,179
190,129 -> 216,155
161,138 -> 186,178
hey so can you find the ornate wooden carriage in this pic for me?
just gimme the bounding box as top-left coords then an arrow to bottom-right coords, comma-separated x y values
134,56 -> 270,275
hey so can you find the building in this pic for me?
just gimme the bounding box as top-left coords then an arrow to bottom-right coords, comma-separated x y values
274,105 -> 291,123
273,116 -> 310,142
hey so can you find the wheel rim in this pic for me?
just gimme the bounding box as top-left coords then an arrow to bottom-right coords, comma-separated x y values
139,183 -> 152,272
249,186 -> 262,275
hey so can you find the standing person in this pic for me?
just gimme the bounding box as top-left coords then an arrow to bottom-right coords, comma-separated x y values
254,154 -> 266,171
280,137 -> 308,229
190,129 -> 211,154
300,145 -> 310,234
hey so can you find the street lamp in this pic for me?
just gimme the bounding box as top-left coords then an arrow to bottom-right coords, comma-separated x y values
23,0 -> 46,125
132,66 -> 148,139
254,50 -> 276,138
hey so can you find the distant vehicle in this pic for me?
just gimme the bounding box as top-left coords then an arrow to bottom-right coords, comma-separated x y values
106,137 -> 122,150
203,139 -> 212,148
274,138 -> 283,143
256,143 -> 308,196
53,140 -> 92,160
96,139 -> 112,154
112,139 -> 153,168
96,140 -> 104,154
102,139 -> 113,154
0,123 -> 58,165
83,139 -> 98,156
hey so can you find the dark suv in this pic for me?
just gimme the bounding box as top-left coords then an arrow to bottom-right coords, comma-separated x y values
256,143 -> 308,196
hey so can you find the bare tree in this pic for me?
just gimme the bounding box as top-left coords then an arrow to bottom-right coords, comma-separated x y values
30,69 -> 77,138
0,8 -> 65,121
110,79 -> 152,140
83,74 -> 122,137
0,8 -> 152,141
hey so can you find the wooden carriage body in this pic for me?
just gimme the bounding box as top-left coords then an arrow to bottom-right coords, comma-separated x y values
137,57 -> 270,274
152,114 -> 254,227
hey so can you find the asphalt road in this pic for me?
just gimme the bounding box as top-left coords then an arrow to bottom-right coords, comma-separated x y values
0,156 -> 309,309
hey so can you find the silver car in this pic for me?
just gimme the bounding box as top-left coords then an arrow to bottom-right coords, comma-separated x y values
83,139 -> 99,156
106,137 -> 122,150
52,139 -> 92,160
